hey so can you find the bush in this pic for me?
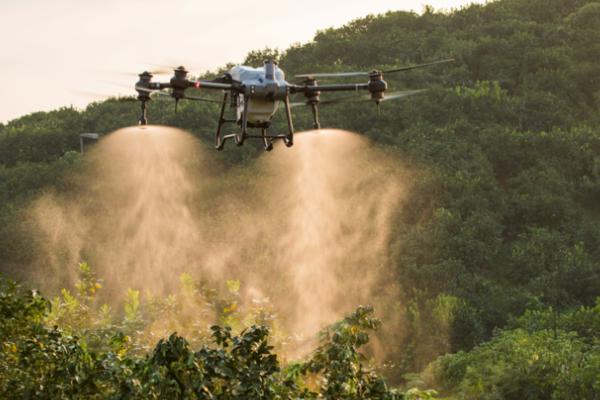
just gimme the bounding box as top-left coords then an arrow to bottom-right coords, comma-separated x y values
0,274 -> 431,399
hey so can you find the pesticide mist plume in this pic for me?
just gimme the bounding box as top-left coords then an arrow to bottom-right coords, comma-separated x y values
28,126 -> 407,340
261,130 -> 405,334
30,126 -> 211,295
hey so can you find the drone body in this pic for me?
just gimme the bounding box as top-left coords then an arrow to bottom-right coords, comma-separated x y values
228,64 -> 286,127
134,58 -> 453,151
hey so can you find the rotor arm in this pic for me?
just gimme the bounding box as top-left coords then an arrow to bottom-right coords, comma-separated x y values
134,67 -> 231,124
187,80 -> 234,91
138,65 -> 233,96
310,83 -> 369,92
289,83 -> 369,130
149,82 -> 172,90
137,80 -> 233,94
291,83 -> 369,94
135,81 -> 172,95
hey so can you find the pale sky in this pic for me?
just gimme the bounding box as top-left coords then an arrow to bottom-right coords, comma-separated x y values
0,0 -> 485,123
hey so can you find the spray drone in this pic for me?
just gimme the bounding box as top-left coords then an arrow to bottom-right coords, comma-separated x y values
134,58 -> 453,151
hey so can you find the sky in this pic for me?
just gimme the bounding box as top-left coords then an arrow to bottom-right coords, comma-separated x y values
0,0 -> 486,123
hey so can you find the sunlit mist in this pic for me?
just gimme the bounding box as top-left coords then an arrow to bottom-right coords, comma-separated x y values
26,126 -> 409,353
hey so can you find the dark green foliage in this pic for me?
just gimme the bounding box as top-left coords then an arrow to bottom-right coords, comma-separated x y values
0,277 -> 98,399
0,276 -> 417,399
109,327 -> 284,399
0,108 -> 84,166
300,306 -> 404,399
0,277 -> 48,336
434,300 -> 600,399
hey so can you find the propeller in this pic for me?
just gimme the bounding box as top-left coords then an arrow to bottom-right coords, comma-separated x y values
295,59 -> 454,79
134,85 -> 171,97
108,82 -> 220,104
133,86 -> 220,103
73,90 -> 139,102
116,68 -> 172,77
183,94 -> 221,103
114,64 -> 194,78
290,89 -> 427,107
147,62 -> 211,73
147,64 -> 184,74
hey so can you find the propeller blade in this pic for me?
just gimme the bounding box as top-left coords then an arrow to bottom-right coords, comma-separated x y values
289,102 -> 308,108
148,67 -> 174,75
115,68 -> 172,77
382,58 -> 455,74
135,86 -> 220,103
295,59 -> 454,79
134,85 -> 157,93
382,89 -> 429,100
295,71 -> 365,79
134,86 -> 171,97
318,93 -> 370,105
113,96 -> 139,102
73,90 -> 137,101
319,89 -> 427,105
111,82 -> 218,103
146,64 -> 183,74
104,82 -> 168,101
183,94 -> 222,103
147,62 -> 210,73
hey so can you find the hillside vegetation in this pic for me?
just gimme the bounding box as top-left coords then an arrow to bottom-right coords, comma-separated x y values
1,0 -> 599,398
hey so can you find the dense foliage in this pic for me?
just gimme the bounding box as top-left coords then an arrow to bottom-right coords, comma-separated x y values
434,302 -> 600,398
1,0 -> 599,397
1,269 -> 424,399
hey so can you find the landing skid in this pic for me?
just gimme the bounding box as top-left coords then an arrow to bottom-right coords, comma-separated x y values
216,132 -> 291,151
215,92 -> 294,151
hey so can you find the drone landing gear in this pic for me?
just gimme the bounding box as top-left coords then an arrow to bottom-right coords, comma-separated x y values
217,131 -> 289,151
234,98 -> 250,146
261,128 -> 273,151
244,131 -> 290,150
283,95 -> 294,147
214,93 -> 295,151
215,92 -> 230,150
